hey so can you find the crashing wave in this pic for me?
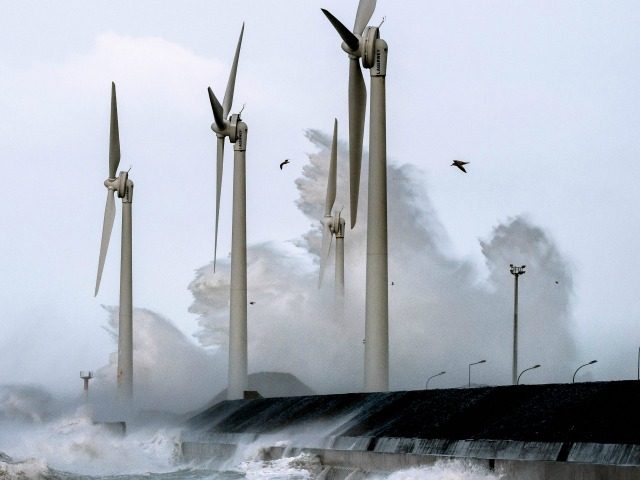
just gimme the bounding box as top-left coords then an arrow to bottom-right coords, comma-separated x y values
0,452 -> 52,480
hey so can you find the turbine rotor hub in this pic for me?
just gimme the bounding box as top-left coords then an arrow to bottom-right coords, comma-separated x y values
210,113 -> 240,143
341,35 -> 362,57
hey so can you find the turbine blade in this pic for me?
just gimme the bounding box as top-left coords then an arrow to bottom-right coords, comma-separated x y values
318,222 -> 333,287
213,137 -> 224,272
208,87 -> 225,129
109,82 -> 121,179
223,23 -> 244,118
353,0 -> 377,35
324,118 -> 338,217
95,190 -> 116,296
348,58 -> 366,228
321,9 -> 359,51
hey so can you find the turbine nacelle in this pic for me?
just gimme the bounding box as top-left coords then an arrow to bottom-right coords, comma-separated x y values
340,27 -> 379,68
336,215 -> 346,237
104,171 -> 131,199
325,212 -> 346,238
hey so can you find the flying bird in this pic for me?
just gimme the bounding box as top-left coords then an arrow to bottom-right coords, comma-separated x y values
451,160 -> 469,173
249,301 -> 255,305
279,159 -> 290,170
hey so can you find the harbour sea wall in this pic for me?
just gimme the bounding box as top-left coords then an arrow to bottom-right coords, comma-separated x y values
182,380 -> 640,478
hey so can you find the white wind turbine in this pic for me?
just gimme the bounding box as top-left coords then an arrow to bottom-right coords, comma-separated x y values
322,0 -> 390,392
207,24 -> 249,401
319,119 -> 345,301
95,82 -> 135,402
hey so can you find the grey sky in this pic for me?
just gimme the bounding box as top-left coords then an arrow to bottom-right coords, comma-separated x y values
0,1 -> 639,394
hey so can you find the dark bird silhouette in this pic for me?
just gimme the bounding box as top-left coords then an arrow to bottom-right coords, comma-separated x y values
391,281 -> 395,286
555,281 -> 559,285
249,301 -> 255,305
279,159 -> 290,170
451,160 -> 469,173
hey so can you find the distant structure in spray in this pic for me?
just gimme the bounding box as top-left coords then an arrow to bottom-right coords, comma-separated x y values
80,371 -> 94,400
319,119 -> 346,304
95,82 -> 135,403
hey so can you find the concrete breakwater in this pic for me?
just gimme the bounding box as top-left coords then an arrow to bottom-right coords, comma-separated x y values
182,380 -> 640,478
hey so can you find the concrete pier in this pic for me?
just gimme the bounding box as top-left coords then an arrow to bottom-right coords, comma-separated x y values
183,381 -> 640,477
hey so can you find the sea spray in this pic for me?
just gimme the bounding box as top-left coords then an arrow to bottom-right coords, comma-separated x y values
94,306 -> 221,414
189,128 -> 577,393
0,406 -> 182,477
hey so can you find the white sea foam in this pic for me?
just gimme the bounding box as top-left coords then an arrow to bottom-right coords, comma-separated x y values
235,452 -> 322,479
0,407 -> 182,477
374,459 -> 503,480
0,454 -> 51,480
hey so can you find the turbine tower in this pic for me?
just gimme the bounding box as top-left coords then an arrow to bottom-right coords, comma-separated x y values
322,0 -> 390,392
319,119 -> 346,301
95,82 -> 135,402
207,24 -> 249,400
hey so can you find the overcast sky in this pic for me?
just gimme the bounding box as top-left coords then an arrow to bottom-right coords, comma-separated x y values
1,1 -> 639,395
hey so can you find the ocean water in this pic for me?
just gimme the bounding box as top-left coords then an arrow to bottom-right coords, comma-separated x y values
0,409 -> 502,480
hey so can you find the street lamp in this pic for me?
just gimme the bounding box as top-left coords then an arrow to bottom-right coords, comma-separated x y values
572,360 -> 597,383
425,371 -> 446,389
509,264 -> 526,385
468,360 -> 486,388
516,364 -> 540,385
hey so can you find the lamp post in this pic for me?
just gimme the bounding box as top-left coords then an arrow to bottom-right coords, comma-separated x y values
425,371 -> 446,390
572,360 -> 597,383
516,364 -> 540,385
509,264 -> 526,385
468,360 -> 486,388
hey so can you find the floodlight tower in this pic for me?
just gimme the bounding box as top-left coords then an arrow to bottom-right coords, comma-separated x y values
509,264 -> 526,385
322,0 -> 390,391
95,82 -> 134,403
207,24 -> 249,400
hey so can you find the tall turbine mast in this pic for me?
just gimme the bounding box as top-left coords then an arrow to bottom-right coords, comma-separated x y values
322,0 -> 390,392
95,82 -> 135,402
207,24 -> 249,400
319,119 -> 346,302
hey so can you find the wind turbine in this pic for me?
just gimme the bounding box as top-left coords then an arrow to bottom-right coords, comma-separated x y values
95,82 -> 135,402
322,0 -> 390,392
319,119 -> 345,301
207,24 -> 249,401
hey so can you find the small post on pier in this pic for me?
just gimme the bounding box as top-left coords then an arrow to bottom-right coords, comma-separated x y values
80,371 -> 94,400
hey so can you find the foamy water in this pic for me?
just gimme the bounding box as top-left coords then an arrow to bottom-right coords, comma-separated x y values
0,454 -> 502,480
0,386 -> 501,480
0,412 -> 502,480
